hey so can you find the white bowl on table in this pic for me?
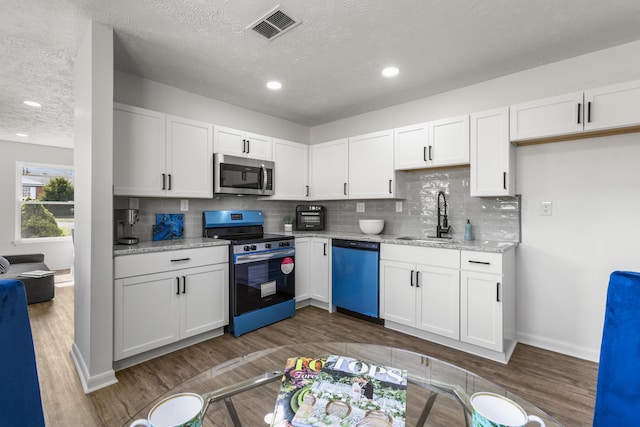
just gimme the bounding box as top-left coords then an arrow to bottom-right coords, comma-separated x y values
359,219 -> 385,235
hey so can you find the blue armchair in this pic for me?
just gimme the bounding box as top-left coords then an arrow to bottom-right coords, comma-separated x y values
0,279 -> 46,426
593,270 -> 640,425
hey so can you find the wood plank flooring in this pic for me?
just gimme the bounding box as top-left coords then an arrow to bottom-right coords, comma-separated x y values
28,285 -> 597,426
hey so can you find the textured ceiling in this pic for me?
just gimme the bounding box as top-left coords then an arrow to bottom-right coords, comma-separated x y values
3,0 -> 640,148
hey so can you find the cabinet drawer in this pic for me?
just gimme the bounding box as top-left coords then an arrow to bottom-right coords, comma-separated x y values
460,251 -> 502,274
381,244 -> 459,269
115,246 -> 228,278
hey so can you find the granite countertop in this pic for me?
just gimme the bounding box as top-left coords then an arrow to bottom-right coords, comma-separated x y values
113,232 -> 516,256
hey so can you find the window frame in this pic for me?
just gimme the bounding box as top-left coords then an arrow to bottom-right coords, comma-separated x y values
15,161 -> 75,243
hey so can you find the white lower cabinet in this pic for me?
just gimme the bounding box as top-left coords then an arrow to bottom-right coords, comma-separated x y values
295,237 -> 330,307
114,247 -> 228,361
380,245 -> 460,340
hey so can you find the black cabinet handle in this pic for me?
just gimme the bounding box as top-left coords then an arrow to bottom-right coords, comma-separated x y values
503,172 -> 507,190
428,146 -> 433,161
410,270 -> 415,286
388,179 -> 392,194
176,277 -> 180,295
168,174 -> 172,191
242,139 -> 246,153
170,257 -> 191,262
323,243 -> 327,256
305,185 -> 309,197
587,101 -> 592,123
423,146 -> 428,162
577,103 -> 581,124
415,271 -> 420,288
162,173 -> 166,190
496,282 -> 501,302
343,183 -> 347,196
469,260 -> 491,265
246,139 -> 250,154
182,276 -> 186,294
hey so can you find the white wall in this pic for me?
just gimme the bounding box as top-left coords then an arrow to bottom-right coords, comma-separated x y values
114,71 -> 310,144
70,21 -> 117,393
0,139 -> 74,269
309,39 -> 640,361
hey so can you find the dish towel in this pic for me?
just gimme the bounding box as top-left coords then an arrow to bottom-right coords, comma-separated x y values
593,270 -> 640,426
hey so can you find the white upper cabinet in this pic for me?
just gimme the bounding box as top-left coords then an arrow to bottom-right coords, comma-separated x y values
214,125 -> 272,161
394,123 -> 429,170
584,79 -> 640,132
470,107 -> 514,197
165,115 -> 213,198
509,92 -> 584,142
271,138 -> 309,200
349,129 -> 401,199
113,104 -> 213,198
510,79 -> 640,142
309,139 -> 349,200
394,116 -> 469,170
428,115 -> 470,167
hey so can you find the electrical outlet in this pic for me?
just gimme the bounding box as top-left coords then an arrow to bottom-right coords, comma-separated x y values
356,202 -> 365,213
540,201 -> 552,216
396,201 -> 403,212
180,199 -> 189,212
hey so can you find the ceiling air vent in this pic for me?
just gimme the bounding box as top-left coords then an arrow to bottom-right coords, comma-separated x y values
249,6 -> 301,41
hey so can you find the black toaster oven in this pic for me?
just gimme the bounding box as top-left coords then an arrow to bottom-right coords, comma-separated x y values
296,205 -> 325,230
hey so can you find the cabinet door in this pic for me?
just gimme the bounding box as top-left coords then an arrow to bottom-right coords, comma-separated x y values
245,132 -> 273,161
272,139 -> 309,200
309,139 -> 349,200
166,115 -> 213,198
114,272 -> 180,360
113,104 -> 166,197
584,79 -> 640,132
214,125 -> 245,156
428,115 -> 470,167
470,107 -> 514,197
310,238 -> 330,302
416,265 -> 460,340
509,92 -> 583,141
394,123 -> 429,170
379,260 -> 416,327
294,238 -> 311,301
181,264 -> 228,338
349,130 -> 396,199
460,270 -> 503,352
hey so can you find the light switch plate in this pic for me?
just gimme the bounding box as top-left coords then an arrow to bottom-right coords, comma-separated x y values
180,199 -> 189,212
396,201 -> 403,212
356,202 -> 365,213
540,201 -> 552,216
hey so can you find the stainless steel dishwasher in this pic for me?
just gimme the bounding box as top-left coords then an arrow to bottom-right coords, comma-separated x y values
331,239 -> 381,322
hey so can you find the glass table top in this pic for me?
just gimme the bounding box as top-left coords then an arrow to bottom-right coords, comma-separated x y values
124,342 -> 562,426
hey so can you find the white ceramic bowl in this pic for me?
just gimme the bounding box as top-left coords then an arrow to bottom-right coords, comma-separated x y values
359,219 -> 385,235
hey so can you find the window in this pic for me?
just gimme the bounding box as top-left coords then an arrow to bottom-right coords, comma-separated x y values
17,162 -> 74,240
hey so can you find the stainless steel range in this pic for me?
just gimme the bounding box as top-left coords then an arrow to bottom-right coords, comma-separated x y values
203,210 -> 295,337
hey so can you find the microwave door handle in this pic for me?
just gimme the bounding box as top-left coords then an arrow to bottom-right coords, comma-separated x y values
260,166 -> 268,193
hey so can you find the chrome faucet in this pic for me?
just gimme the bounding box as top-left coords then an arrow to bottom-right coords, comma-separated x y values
436,191 -> 450,238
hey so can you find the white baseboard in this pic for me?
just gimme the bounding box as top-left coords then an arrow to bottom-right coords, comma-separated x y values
70,342 -> 118,393
516,331 -> 599,362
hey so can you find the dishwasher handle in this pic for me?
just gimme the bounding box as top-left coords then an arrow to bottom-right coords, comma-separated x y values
332,239 -> 380,252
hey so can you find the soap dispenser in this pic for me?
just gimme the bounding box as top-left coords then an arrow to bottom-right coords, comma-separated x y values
464,219 -> 472,241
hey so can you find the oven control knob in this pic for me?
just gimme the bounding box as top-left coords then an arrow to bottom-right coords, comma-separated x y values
280,241 -> 290,247
243,245 -> 251,251
251,245 -> 257,251
265,243 -> 271,249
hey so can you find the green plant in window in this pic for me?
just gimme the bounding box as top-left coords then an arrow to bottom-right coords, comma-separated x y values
21,199 -> 64,238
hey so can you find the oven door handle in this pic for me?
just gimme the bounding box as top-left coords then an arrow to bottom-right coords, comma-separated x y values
235,249 -> 295,264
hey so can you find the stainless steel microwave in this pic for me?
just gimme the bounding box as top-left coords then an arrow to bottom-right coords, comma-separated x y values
214,154 -> 274,196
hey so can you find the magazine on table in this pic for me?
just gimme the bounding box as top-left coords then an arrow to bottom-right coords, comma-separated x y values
290,354 -> 408,427
270,356 -> 327,427
19,270 -> 54,278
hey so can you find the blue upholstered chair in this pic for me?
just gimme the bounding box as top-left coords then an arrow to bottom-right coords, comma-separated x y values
0,279 -> 46,426
593,270 -> 640,426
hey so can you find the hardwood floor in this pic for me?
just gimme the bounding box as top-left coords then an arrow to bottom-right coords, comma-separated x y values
28,285 -> 597,426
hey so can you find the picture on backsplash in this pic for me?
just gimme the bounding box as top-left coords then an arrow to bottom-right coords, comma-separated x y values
153,214 -> 185,241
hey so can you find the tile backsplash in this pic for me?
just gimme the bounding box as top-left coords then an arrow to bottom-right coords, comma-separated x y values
115,167 -> 520,243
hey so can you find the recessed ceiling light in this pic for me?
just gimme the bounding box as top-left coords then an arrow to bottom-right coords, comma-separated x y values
23,101 -> 42,107
266,81 -> 282,90
16,133 -> 29,137
382,67 -> 399,78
